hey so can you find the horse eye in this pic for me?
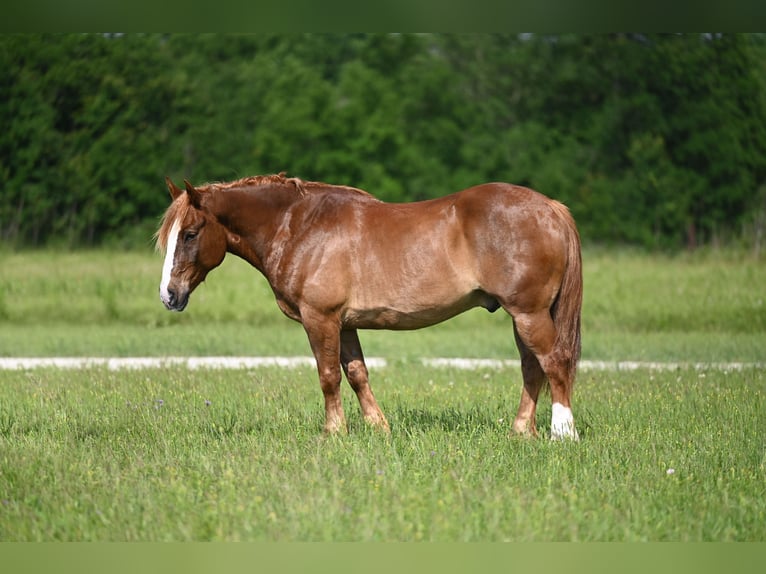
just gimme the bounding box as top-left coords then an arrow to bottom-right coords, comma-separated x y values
184,231 -> 198,243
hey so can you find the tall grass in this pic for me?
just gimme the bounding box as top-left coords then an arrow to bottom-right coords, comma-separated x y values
0,248 -> 764,361
1,248 -> 764,541
0,364 -> 763,541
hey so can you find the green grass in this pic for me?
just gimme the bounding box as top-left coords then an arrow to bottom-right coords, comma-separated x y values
0,248 -> 764,361
0,364 -> 763,541
0,248 -> 765,540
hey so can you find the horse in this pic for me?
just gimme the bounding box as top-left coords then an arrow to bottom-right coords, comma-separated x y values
156,173 -> 583,440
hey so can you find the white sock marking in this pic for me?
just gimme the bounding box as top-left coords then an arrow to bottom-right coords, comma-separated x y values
159,219 -> 180,306
551,402 -> 579,441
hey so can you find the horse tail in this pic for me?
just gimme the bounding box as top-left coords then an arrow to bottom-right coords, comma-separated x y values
549,201 -> 583,392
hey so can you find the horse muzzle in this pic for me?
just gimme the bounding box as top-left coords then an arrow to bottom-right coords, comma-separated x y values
160,285 -> 190,312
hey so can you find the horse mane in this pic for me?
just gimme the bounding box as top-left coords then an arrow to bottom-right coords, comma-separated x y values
155,173 -> 375,253
155,192 -> 191,254
198,172 -> 374,199
197,173 -> 302,193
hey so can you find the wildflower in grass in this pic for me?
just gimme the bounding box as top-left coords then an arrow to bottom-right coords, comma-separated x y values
205,400 -> 211,407
666,468 -> 675,475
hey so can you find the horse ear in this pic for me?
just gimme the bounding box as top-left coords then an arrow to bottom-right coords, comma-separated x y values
184,179 -> 203,209
166,177 -> 183,201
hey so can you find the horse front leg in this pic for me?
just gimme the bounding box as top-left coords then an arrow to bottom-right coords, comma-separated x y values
302,313 -> 346,434
340,329 -> 390,432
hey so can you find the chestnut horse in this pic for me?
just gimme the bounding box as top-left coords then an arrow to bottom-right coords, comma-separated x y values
156,174 -> 582,439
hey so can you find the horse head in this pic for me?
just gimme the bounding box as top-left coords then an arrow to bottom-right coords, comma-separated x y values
157,178 -> 227,311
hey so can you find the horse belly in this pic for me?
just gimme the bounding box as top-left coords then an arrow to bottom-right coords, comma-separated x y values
343,289 -> 491,330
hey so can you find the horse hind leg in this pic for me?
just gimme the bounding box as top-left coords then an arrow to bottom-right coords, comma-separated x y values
511,324 -> 546,437
340,330 -> 390,432
509,309 -> 579,440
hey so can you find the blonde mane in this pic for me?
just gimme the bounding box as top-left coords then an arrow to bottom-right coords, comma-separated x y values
155,192 -> 190,254
155,173 -> 375,253
197,172 -> 373,198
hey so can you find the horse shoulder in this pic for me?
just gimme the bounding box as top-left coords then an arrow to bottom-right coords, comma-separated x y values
262,196 -> 356,311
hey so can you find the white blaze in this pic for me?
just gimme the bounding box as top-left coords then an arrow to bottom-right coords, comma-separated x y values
159,219 -> 180,306
550,402 -> 579,441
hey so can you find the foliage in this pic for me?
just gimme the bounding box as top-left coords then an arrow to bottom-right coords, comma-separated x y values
2,34 -> 766,249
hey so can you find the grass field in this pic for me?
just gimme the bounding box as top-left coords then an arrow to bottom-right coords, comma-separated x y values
0,248 -> 764,361
0,364 -> 763,541
0,248 -> 765,541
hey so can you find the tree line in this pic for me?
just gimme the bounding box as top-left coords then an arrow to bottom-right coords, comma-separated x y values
2,33 -> 766,250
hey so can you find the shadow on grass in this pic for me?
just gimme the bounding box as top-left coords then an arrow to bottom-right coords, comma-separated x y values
391,403 -> 595,441
392,404 -> 501,434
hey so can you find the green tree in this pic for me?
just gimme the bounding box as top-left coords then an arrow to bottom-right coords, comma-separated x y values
1,34 -> 765,249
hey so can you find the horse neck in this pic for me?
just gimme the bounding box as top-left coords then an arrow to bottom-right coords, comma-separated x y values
207,184 -> 301,270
